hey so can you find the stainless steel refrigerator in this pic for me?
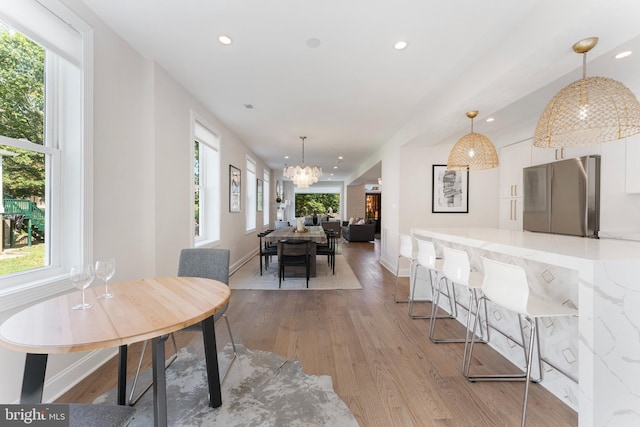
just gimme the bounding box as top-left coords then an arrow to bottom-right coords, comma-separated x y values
523,155 -> 600,238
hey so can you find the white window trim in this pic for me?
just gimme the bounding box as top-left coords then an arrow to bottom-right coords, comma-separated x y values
263,170 -> 270,227
245,156 -> 257,233
190,112 -> 221,248
0,1 -> 93,312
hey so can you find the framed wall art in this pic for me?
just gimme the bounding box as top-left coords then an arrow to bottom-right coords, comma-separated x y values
432,164 -> 469,213
229,164 -> 241,212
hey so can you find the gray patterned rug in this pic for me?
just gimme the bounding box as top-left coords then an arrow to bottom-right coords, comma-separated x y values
94,342 -> 358,426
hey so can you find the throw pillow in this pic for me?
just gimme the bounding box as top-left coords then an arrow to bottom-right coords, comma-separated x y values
348,217 -> 355,225
356,219 -> 365,225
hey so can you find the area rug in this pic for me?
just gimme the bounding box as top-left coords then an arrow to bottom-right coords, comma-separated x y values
229,255 -> 362,290
94,342 -> 358,427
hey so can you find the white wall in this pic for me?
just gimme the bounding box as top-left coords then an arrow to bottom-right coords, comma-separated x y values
0,0 -> 273,403
399,142 -> 500,231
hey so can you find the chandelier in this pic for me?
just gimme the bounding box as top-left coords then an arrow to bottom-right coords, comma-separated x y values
447,110 -> 499,171
282,136 -> 323,188
534,37 -> 640,148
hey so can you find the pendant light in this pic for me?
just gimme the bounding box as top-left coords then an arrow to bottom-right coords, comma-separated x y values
447,111 -> 499,171
534,37 -> 640,148
282,136 -> 323,188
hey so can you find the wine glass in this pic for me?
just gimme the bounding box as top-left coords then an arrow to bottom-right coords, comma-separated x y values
71,264 -> 95,310
95,258 -> 116,299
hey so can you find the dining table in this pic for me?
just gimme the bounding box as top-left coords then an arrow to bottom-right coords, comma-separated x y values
263,225 -> 328,276
0,276 -> 231,427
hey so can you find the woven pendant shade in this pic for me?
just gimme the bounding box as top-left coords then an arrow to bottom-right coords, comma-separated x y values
533,37 -> 640,148
447,111 -> 499,171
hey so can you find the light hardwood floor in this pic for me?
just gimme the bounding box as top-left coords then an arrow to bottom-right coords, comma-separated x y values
58,239 -> 578,426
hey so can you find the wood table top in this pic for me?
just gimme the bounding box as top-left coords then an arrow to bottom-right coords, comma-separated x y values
263,225 -> 327,243
0,277 -> 230,354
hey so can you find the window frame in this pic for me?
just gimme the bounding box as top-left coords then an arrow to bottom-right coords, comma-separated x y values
245,156 -> 256,232
0,1 -> 93,311
263,170 -> 270,227
191,115 -> 220,247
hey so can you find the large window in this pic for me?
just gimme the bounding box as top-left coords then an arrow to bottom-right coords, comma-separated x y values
263,170 -> 270,226
245,157 -> 256,231
193,119 -> 220,245
295,193 -> 340,217
0,1 -> 90,300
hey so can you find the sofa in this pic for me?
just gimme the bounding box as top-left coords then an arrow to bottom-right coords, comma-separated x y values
342,219 -> 376,242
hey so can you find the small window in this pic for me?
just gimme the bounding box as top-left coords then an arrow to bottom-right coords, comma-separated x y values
245,157 -> 256,231
263,170 -> 270,226
193,120 -> 220,244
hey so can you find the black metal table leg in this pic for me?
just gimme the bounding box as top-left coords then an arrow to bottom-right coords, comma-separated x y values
118,345 -> 127,405
202,316 -> 222,407
21,353 -> 48,403
151,335 -> 169,427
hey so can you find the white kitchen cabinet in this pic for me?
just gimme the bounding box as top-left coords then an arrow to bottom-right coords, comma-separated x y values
500,140 -> 532,198
499,140 -> 530,230
626,134 -> 640,193
499,197 -> 523,230
531,144 -> 601,166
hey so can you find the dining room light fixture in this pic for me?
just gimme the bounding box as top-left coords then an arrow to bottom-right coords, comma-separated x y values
533,37 -> 640,148
282,136 -> 323,188
447,110 -> 499,171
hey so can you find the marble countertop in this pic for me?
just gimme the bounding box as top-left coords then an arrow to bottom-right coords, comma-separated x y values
411,227 -> 640,262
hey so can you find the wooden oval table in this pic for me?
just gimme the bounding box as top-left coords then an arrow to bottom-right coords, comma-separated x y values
0,277 -> 231,427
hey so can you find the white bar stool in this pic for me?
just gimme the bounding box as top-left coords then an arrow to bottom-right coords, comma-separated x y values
429,246 -> 488,372
408,239 -> 455,320
465,257 -> 578,427
393,234 -> 416,303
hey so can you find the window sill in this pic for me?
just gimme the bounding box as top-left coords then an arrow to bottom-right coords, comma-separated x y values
0,274 -> 71,314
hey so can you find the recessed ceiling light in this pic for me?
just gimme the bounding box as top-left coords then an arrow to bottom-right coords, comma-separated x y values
486,117 -> 495,122
615,50 -> 632,59
306,38 -> 321,48
394,41 -> 408,50
284,156 -> 289,159
218,35 -> 232,45
338,156 -> 343,160
333,166 -> 338,169
330,173 -> 334,176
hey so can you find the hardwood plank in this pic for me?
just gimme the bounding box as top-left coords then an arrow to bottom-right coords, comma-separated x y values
57,239 -> 577,426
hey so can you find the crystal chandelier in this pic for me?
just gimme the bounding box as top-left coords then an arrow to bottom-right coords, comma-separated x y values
534,37 -> 640,148
282,136 -> 323,188
447,110 -> 499,171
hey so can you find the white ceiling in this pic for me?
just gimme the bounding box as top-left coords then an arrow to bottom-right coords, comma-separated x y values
80,0 -> 640,184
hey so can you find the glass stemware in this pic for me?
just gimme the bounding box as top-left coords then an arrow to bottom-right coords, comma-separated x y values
95,258 -> 116,299
71,264 -> 95,310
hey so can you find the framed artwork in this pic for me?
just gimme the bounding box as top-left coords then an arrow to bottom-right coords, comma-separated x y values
229,164 -> 241,212
257,178 -> 263,212
432,164 -> 469,213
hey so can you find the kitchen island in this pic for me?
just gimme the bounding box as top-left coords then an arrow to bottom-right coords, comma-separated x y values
411,227 -> 640,427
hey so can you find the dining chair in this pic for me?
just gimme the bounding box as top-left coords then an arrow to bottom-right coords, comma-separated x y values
279,239 -> 312,288
258,232 -> 277,275
408,239 -> 456,320
428,246 -> 489,373
464,257 -> 578,427
316,230 -> 337,274
129,248 -> 236,405
394,234 -> 417,303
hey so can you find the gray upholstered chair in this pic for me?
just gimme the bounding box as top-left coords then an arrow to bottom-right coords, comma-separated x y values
129,248 -> 236,405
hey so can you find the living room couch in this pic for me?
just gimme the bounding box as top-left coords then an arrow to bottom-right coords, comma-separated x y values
342,219 -> 376,242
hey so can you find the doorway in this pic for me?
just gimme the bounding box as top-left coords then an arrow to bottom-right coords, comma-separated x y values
365,193 -> 381,233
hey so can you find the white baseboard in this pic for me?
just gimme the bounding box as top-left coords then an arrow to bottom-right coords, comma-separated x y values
42,348 -> 117,403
